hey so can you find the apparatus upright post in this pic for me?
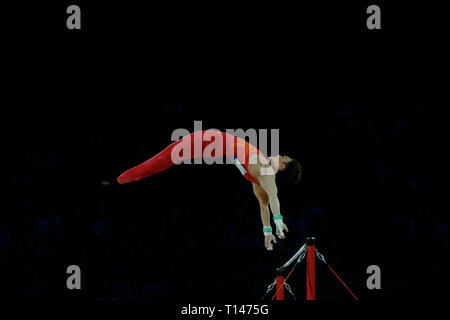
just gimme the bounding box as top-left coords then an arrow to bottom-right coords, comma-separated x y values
306,237 -> 316,300
275,270 -> 285,300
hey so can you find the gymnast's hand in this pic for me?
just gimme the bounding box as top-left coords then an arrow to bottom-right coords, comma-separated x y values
264,233 -> 277,251
275,221 -> 289,239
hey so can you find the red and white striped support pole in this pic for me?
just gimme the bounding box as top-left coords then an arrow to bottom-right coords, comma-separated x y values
306,237 -> 316,300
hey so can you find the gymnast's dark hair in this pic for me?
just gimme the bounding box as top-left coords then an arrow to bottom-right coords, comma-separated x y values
284,159 -> 302,184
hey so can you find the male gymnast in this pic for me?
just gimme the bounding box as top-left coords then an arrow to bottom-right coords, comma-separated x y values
117,130 -> 302,251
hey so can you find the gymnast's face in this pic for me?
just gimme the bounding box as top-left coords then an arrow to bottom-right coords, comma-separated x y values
278,155 -> 293,171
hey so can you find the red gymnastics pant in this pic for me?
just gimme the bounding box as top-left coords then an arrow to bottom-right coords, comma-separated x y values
117,130 -> 254,184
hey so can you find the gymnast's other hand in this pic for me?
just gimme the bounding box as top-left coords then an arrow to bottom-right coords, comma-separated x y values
275,221 -> 289,239
264,233 -> 277,251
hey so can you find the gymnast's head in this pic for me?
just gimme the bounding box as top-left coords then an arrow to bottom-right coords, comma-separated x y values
277,156 -> 302,184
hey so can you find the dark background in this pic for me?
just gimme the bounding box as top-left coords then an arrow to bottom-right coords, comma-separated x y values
1,1 -> 447,305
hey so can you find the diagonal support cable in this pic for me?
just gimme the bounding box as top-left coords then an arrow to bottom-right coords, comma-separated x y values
315,251 -> 359,301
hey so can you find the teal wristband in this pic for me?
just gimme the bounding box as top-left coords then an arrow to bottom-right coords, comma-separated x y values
263,226 -> 272,233
273,214 -> 283,221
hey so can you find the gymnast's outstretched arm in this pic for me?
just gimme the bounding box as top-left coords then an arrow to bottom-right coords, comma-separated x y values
258,174 -> 289,240
253,183 -> 276,251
